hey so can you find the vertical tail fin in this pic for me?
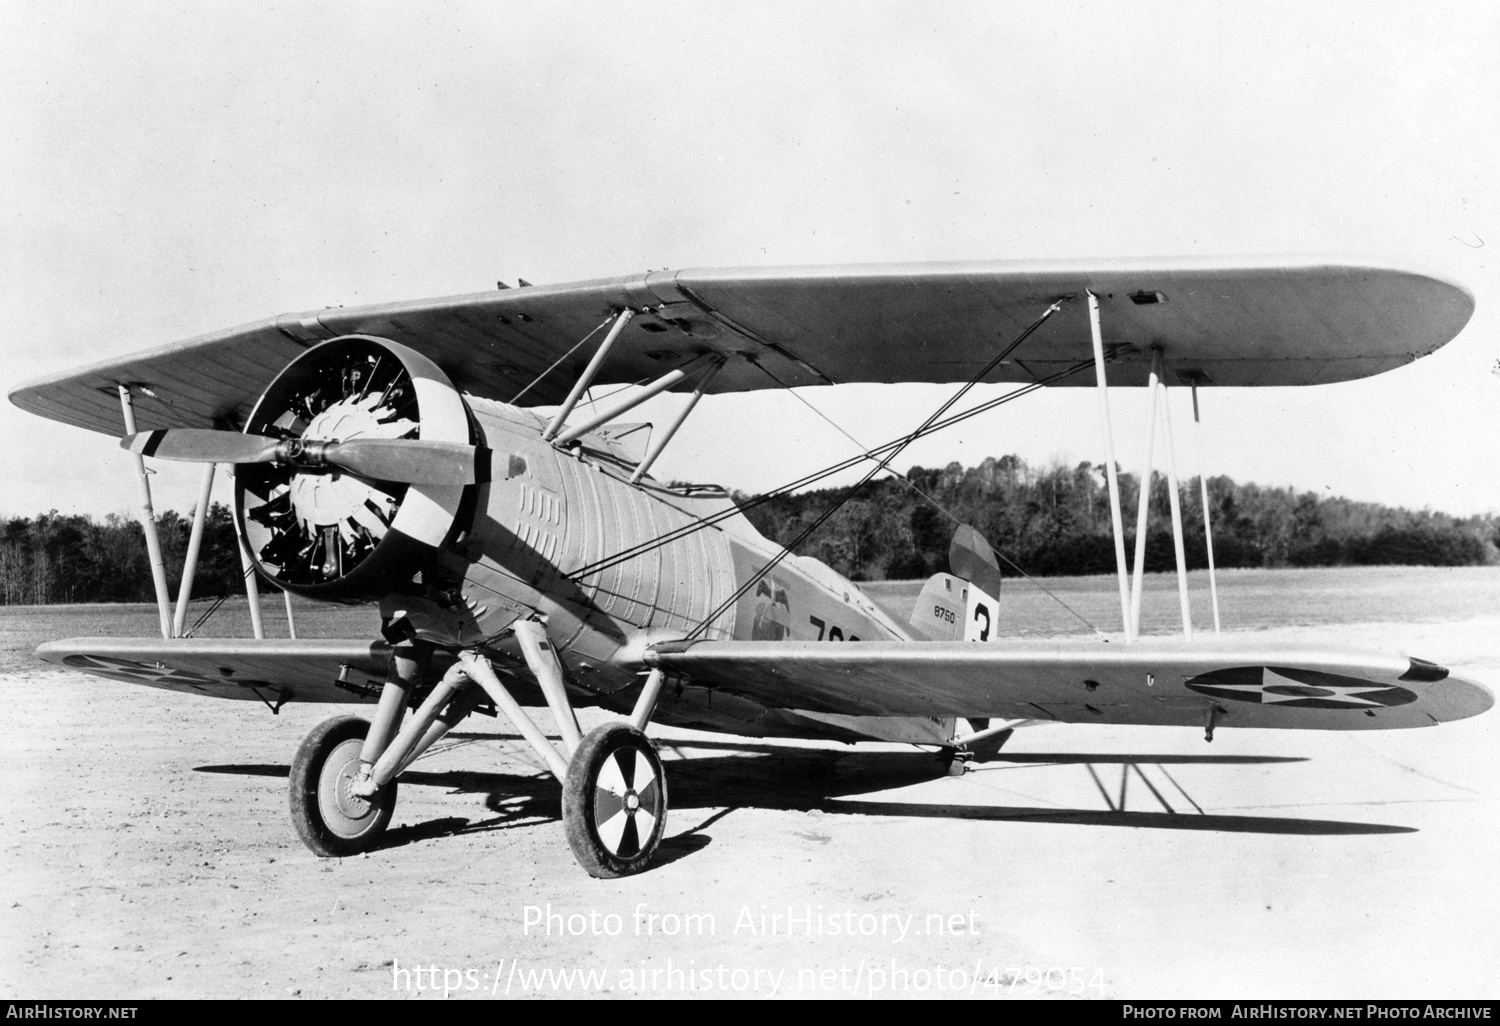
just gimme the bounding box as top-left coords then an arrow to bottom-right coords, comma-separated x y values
905,572 -> 968,641
916,525 -> 1008,752
905,524 -> 1003,642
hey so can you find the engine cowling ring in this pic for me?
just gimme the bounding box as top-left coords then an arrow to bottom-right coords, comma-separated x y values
233,335 -> 472,602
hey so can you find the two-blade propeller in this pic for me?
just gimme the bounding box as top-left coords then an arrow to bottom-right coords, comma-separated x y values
121,428 -> 484,485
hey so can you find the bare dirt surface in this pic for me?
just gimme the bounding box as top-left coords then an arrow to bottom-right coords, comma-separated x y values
2,591 -> 1499,1000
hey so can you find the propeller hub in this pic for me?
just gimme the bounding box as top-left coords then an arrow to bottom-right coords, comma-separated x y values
278,437 -> 333,467
281,396 -> 405,539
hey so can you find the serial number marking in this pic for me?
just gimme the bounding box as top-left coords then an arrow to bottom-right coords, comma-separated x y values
808,615 -> 859,642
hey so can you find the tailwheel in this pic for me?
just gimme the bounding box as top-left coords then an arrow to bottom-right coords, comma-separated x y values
289,715 -> 397,857
562,723 -> 667,878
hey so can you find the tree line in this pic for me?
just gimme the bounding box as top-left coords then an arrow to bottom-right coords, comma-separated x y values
737,455 -> 1500,581
1,457 -> 1496,604
0,504 -> 244,605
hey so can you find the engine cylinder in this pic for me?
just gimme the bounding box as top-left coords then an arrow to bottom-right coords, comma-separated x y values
233,335 -> 473,601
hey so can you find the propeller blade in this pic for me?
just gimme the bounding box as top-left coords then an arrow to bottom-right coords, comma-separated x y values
120,429 -> 484,485
324,439 -> 486,485
121,429 -> 279,464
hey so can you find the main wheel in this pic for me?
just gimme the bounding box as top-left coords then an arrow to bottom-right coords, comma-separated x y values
562,723 -> 667,878
289,715 -> 397,857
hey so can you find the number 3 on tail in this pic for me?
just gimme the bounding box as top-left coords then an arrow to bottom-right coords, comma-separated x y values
964,589 -> 997,643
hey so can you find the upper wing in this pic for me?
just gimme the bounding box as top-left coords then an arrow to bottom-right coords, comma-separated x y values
11,256 -> 1472,437
38,637 -> 397,703
645,638 -> 1493,731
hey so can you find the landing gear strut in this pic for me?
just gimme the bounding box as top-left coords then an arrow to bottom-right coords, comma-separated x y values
286,623 -> 674,877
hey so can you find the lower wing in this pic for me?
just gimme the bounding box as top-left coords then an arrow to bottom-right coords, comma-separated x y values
36,637 -> 395,704
645,638 -> 1493,731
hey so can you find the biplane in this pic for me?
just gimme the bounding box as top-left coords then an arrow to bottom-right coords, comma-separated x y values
10,256 -> 1492,877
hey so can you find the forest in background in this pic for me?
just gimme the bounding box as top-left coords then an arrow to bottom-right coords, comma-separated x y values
740,455 -> 1499,581
1,455 -> 1496,604
0,504 -> 244,606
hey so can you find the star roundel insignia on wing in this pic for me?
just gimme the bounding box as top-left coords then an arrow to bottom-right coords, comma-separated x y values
1185,666 -> 1417,710
62,653 -> 220,690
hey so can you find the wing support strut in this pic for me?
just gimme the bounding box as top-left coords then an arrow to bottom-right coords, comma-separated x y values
1087,292 -> 1134,642
1125,348 -> 1195,641
542,308 -> 635,442
553,353 -> 720,447
1158,358 -> 1193,640
1190,380 -> 1222,636
628,358 -> 725,485
171,461 -> 217,637
1128,349 -> 1163,636
227,467 -> 265,639
118,385 -> 173,639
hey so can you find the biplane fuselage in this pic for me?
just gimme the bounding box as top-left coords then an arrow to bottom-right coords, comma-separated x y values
418,396 -> 945,745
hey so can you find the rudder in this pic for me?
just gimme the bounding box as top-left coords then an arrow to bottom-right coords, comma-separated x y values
905,524 -> 1002,642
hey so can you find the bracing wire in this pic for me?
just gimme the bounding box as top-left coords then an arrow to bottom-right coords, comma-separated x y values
745,352 -> 1108,638
508,312 -> 617,405
186,561 -> 258,637
569,299 -> 1072,584
680,300 -> 1076,640
569,357 -> 1097,585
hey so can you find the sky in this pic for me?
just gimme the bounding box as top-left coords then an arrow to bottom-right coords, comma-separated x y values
2,0 -> 1497,524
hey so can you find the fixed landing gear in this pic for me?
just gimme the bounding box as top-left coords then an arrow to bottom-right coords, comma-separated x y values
285,628 -> 675,877
289,715 -> 398,856
562,723 -> 668,878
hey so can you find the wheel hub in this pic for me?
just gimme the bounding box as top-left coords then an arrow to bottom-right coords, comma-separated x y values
334,762 -> 374,819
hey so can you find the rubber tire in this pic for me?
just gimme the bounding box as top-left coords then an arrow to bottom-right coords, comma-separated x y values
562,723 -> 668,878
289,715 -> 397,857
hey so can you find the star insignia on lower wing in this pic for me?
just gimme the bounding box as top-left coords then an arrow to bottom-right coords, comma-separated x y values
1199,682 -> 1396,706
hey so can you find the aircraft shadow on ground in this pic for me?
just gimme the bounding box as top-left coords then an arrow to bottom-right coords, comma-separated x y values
195,734 -> 1411,863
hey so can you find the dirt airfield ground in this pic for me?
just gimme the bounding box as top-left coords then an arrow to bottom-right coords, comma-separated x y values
3,575 -> 1499,1000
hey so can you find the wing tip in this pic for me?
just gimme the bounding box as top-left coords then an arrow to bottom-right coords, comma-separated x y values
1429,671 -> 1495,723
